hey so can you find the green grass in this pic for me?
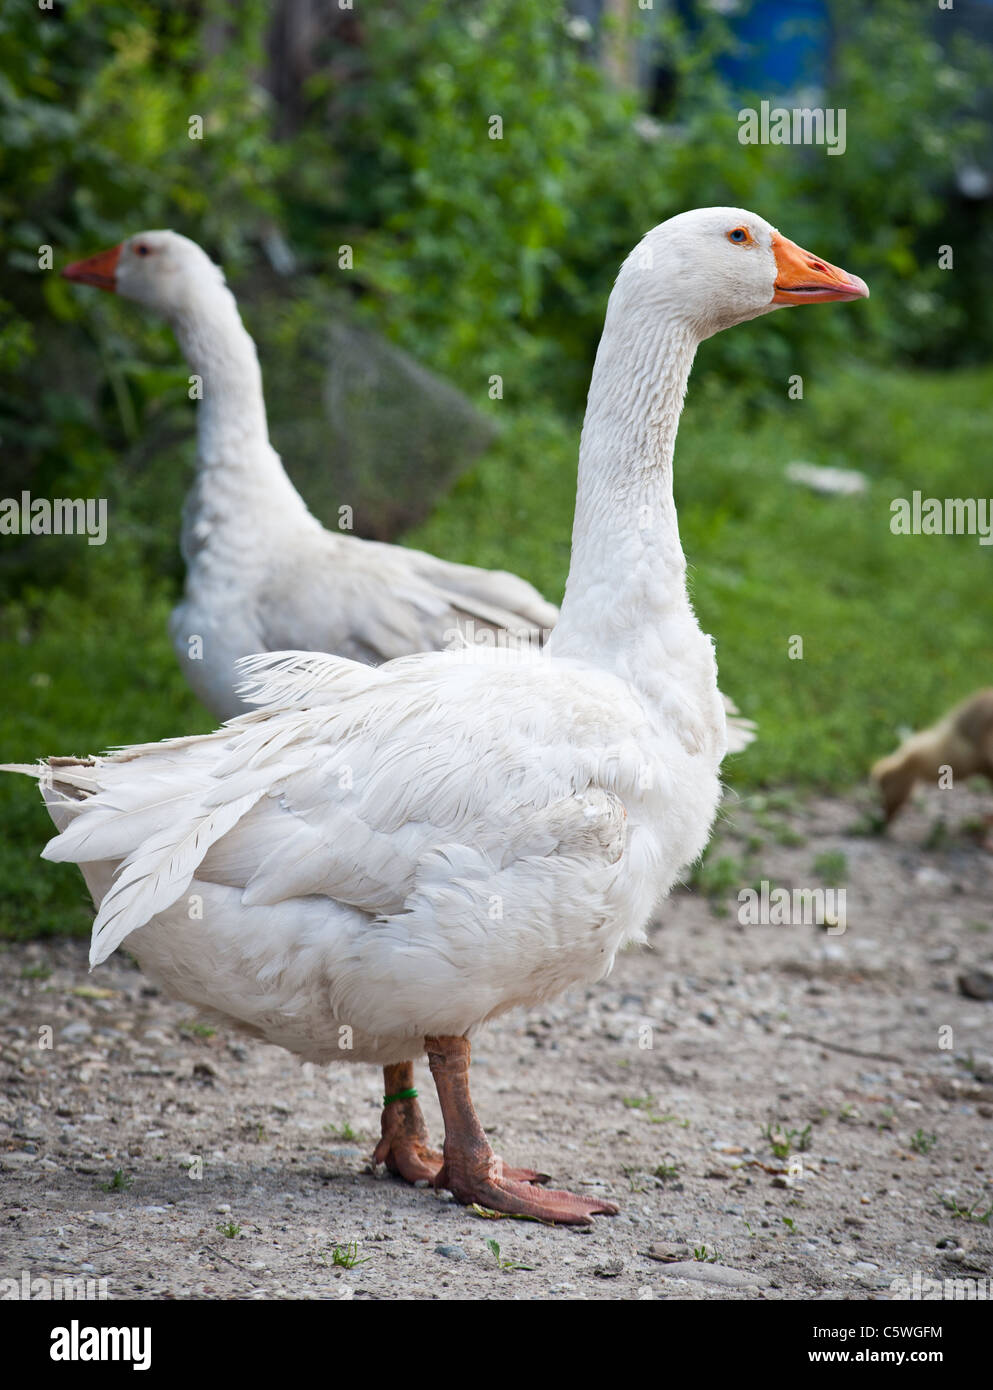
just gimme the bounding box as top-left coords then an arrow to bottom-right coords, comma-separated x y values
322,1242 -> 370,1269
1,361 -> 990,940
0,555 -> 211,939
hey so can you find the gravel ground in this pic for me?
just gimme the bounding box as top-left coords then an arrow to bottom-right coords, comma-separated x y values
2,784 -> 991,1301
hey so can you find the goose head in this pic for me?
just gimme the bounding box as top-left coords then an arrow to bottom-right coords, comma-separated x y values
62,230 -> 225,316
615,207 -> 868,341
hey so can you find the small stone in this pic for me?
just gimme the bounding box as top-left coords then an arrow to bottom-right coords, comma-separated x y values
434,1244 -> 467,1260
658,1261 -> 763,1289
59,1023 -> 92,1043
927,945 -> 957,965
958,970 -> 993,1002
914,867 -> 951,893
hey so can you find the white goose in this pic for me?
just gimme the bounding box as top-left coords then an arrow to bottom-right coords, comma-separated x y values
15,209 -> 866,1223
61,230 -> 559,721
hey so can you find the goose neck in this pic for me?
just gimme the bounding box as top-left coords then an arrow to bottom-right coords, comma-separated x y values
169,283 -> 271,465
550,315 -> 699,673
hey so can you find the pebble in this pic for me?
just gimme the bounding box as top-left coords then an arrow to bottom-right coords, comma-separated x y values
0,1151 -> 37,1167
927,945 -> 957,965
434,1244 -> 467,1260
914,867 -> 951,892
958,970 -> 993,1002
659,1261 -> 763,1289
60,1023 -> 92,1043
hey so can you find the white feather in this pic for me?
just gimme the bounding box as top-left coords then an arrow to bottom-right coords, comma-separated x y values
82,789 -> 263,967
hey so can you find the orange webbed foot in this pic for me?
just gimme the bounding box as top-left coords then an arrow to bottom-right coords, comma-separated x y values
435,1157 -> 616,1225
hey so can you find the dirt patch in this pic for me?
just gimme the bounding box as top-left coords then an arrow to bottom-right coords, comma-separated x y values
1,786 -> 991,1300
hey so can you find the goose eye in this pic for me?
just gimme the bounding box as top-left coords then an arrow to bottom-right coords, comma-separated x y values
135,244 -> 151,257
728,228 -> 749,245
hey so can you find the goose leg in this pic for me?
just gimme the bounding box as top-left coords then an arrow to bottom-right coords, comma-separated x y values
372,1062 -> 443,1184
373,1059 -> 549,1187
426,1035 -> 617,1225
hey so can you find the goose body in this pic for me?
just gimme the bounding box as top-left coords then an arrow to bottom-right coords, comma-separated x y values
38,639 -> 719,1065
17,209 -> 866,1222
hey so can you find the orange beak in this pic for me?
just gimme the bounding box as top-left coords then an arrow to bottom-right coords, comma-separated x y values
61,244 -> 122,293
771,231 -> 868,305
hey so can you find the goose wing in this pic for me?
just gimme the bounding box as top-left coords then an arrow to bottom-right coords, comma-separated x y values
37,650 -> 645,968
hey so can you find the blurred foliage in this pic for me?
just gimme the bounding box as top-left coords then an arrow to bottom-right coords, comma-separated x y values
1,0 -> 991,572
341,0 -> 993,393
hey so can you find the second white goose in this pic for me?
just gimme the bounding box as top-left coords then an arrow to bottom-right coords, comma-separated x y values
61,231 -> 559,720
